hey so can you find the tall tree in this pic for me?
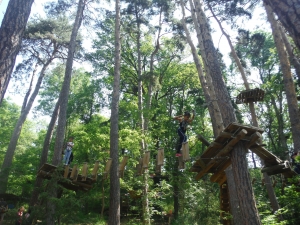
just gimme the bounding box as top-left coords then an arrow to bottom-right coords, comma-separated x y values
191,0 -> 261,223
0,17 -> 72,194
264,2 -> 300,153
109,0 -> 121,224
0,0 -> 34,105
263,0 -> 300,51
46,0 -> 86,224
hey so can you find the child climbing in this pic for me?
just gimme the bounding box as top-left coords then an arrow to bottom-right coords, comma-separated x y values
173,110 -> 195,157
63,137 -> 74,165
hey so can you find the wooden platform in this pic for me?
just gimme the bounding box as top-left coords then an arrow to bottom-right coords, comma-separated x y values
190,122 -> 296,184
37,163 -> 97,191
236,88 -> 265,104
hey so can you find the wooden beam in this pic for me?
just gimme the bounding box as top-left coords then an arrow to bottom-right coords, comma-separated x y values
217,174 -> 227,186
70,164 -> 78,181
261,164 -> 286,174
195,157 -> 206,169
64,165 -> 69,178
81,162 -> 88,181
157,148 -> 164,166
195,162 -> 215,180
178,155 -> 185,169
210,159 -> 231,183
182,142 -> 190,162
119,156 -> 128,171
246,132 -> 262,148
197,134 -> 210,146
219,132 -> 233,139
72,181 -> 93,189
142,151 -> 150,168
91,161 -> 100,181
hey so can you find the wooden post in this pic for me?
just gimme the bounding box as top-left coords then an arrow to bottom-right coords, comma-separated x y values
70,164 -> 78,181
64,165 -> 69,178
182,142 -> 190,162
136,158 -> 143,176
103,158 -> 112,179
157,148 -> 164,166
143,151 -> 150,168
119,156 -> 128,178
178,155 -> 185,169
91,161 -> 100,181
81,162 -> 88,181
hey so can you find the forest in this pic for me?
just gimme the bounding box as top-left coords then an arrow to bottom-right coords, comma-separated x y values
0,0 -> 300,224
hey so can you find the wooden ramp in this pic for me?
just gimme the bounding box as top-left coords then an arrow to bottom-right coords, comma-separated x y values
37,162 -> 99,192
190,122 -> 295,184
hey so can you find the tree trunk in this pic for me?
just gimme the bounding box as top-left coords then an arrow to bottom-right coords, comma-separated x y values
192,1 -> 261,223
108,0 -> 121,224
210,4 -> 280,217
230,141 -> 261,225
263,0 -> 300,51
279,26 -> 300,84
225,166 -> 243,225
30,101 -> 60,206
265,3 -> 300,152
0,0 -> 34,105
0,58 -> 52,194
182,0 -> 224,137
47,1 -> 86,224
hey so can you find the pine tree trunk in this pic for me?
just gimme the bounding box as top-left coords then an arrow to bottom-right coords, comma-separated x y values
279,26 -> 300,84
192,1 -> 261,223
46,1 -> 86,224
108,0 -> 121,224
263,0 -> 300,51
0,0 -> 34,104
265,3 -> 300,152
182,0 -> 224,136
30,101 -> 60,206
0,59 -> 52,194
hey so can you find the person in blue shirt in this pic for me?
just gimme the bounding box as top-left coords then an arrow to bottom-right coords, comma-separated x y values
173,110 -> 195,157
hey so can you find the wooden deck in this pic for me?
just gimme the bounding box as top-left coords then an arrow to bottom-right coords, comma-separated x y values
190,122 -> 296,184
37,163 -> 98,191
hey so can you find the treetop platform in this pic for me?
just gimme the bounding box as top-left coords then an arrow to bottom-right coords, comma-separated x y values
190,122 -> 295,184
236,88 -> 265,104
37,162 -> 99,192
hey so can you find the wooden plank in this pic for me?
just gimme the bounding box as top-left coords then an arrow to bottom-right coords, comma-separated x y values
136,158 -> 143,176
157,148 -> 164,166
182,142 -> 190,162
210,159 -> 231,183
178,155 -> 185,169
195,157 -> 206,169
72,181 -> 93,189
219,132 -> 233,139
81,162 -> 88,181
119,156 -> 129,171
155,164 -> 161,174
70,164 -> 78,181
195,161 -> 215,180
142,151 -> 150,168
261,164 -> 286,174
64,165 -> 69,178
91,161 -> 100,181
246,132 -> 262,148
218,129 -> 247,156
197,134 -> 210,146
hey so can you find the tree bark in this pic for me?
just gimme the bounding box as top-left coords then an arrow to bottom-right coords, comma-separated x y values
0,58 -> 53,194
0,0 -> 34,105
108,0 -> 121,224
279,26 -> 300,84
47,0 -> 86,224
192,1 -> 261,223
30,101 -> 60,206
264,3 -> 300,152
263,0 -> 300,51
183,0 -> 224,137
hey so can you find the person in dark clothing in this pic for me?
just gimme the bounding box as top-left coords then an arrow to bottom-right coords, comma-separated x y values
173,110 -> 195,157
